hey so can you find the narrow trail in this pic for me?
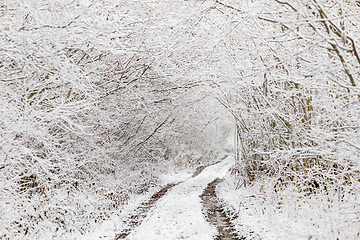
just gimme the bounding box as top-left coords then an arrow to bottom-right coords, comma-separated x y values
115,156 -> 246,240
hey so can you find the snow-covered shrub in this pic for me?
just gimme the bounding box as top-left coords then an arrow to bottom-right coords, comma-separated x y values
209,0 -> 360,237
0,0 -> 234,238
0,0 -> 161,238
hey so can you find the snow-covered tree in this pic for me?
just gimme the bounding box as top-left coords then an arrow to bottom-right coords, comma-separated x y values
207,0 -> 360,238
0,0 -> 233,238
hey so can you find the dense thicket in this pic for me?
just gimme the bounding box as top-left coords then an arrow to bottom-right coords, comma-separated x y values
1,0 -> 360,239
210,0 -> 360,237
0,1 -> 231,238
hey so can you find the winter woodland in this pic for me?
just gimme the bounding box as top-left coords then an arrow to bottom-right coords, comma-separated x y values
0,0 -> 360,239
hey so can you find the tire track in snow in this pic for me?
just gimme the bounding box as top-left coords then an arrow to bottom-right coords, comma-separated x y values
115,162 -> 212,239
115,182 -> 179,239
118,156 -> 234,240
114,163 -> 210,240
200,178 -> 245,240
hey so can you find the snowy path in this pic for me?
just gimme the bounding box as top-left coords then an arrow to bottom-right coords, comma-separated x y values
122,156 -> 235,240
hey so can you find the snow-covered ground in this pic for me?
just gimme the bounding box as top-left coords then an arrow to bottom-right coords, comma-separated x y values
83,157 -> 234,240
83,153 -> 359,240
126,157 -> 233,240
217,177 -> 310,240
217,175 -> 360,240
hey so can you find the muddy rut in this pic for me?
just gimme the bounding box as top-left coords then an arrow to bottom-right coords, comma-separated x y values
200,178 -> 245,240
115,182 -> 178,239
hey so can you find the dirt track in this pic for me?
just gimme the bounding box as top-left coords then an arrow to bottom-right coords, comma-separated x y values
200,178 -> 244,240
115,157 -> 247,240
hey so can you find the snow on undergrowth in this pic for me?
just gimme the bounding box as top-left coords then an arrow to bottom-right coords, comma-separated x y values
217,174 -> 360,240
